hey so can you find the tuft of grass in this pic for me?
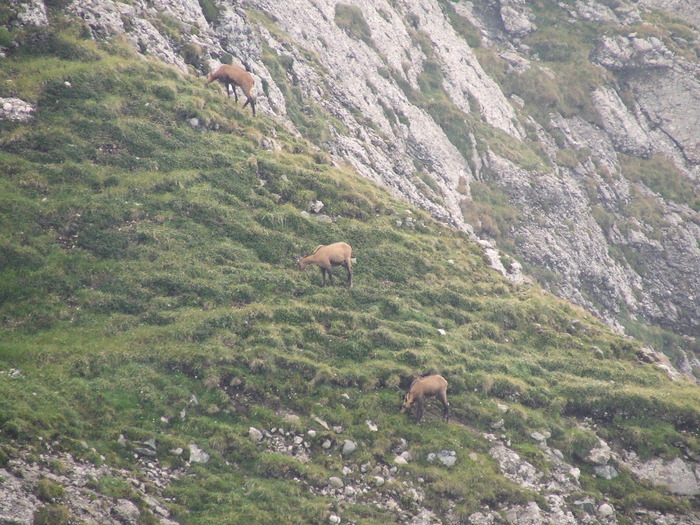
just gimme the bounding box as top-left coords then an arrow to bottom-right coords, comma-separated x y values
619,153 -> 700,212
197,0 -> 220,24
0,27 -> 12,47
335,4 -> 374,47
36,478 -> 65,503
33,505 -> 72,525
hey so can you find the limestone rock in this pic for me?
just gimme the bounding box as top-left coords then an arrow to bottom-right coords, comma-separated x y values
621,454 -> 700,496
188,443 -> 210,463
16,0 -> 48,26
113,499 -> 140,524
342,440 -> 357,456
498,0 -> 536,37
328,476 -> 344,489
585,439 -> 612,466
249,427 -> 264,442
0,98 -> 35,122
427,450 -> 457,468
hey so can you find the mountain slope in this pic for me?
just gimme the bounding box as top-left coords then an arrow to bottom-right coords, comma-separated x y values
250,0 -> 700,357
54,0 -> 700,379
1,4 -> 700,525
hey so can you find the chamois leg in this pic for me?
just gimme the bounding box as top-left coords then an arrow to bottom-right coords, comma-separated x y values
327,268 -> 335,285
320,268 -> 327,287
439,393 -> 450,423
344,259 -> 353,288
414,399 -> 424,424
242,96 -> 256,116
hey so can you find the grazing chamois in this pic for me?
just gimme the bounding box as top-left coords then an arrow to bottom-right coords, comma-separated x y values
298,242 -> 353,288
401,374 -> 449,423
205,64 -> 256,116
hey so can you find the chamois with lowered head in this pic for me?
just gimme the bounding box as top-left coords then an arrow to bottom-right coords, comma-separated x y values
401,374 -> 449,423
298,242 -> 353,288
205,64 -> 256,116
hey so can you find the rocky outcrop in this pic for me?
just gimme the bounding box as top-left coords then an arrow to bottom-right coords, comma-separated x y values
620,452 -> 700,497
13,0 -> 48,27
0,97 -> 35,122
592,33 -> 700,164
245,419 -> 439,524
593,35 -> 676,71
590,87 -> 654,157
487,432 -> 619,525
636,0 -> 700,27
251,0 -> 487,231
498,0 -> 537,38
0,446 -> 180,524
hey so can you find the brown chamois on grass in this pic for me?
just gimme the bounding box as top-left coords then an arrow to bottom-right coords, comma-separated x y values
401,374 -> 449,423
205,64 -> 256,116
298,242 -> 353,288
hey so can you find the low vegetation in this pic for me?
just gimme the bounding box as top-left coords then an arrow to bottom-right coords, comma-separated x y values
335,3 -> 374,48
1,19 -> 699,524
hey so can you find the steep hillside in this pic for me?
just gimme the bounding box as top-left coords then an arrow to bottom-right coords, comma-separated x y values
1,4 -> 700,525
42,0 -> 700,378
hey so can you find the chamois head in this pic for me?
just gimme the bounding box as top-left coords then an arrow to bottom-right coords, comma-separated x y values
400,382 -> 416,412
297,256 -> 310,271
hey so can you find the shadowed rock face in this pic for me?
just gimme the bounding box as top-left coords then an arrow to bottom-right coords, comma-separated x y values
52,0 -> 700,356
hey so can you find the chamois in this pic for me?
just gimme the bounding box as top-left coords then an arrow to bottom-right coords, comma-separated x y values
401,374 -> 449,423
298,242 -> 353,288
205,64 -> 256,116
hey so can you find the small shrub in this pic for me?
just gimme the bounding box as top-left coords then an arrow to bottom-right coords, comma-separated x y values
49,459 -> 69,476
16,25 -> 99,61
335,4 -> 373,47
256,453 -> 306,480
619,153 -> 699,211
556,149 -> 579,168
529,33 -> 577,61
181,42 -> 205,70
44,0 -> 73,8
0,447 -> 9,467
36,478 -> 65,503
92,475 -> 135,499
0,27 -> 12,47
33,505 -> 72,525
620,489 -> 690,514
561,428 -> 599,462
198,0 -> 220,23
2,418 -> 32,440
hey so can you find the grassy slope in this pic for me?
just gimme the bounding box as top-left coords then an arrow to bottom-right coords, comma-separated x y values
1,26 -> 699,524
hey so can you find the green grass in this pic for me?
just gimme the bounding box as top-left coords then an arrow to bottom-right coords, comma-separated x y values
619,153 -> 700,212
1,21 -> 699,523
335,4 -> 374,48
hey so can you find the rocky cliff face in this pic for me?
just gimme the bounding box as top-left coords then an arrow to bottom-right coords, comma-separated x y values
8,0 -> 699,373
